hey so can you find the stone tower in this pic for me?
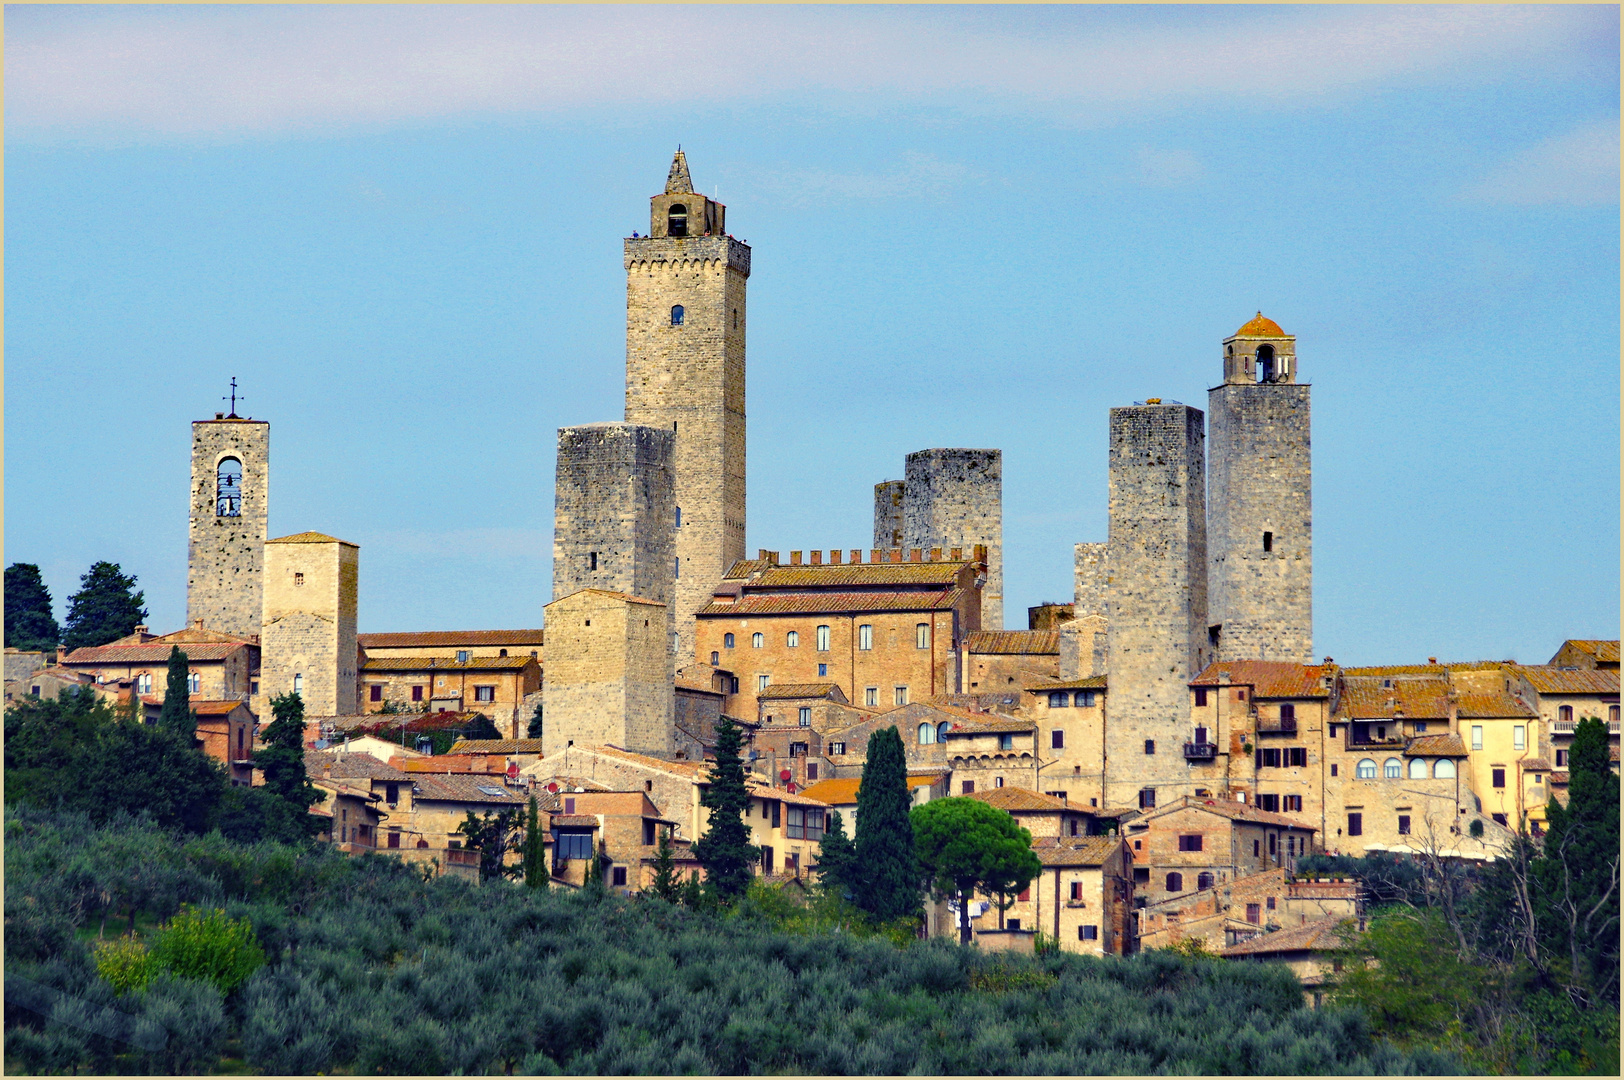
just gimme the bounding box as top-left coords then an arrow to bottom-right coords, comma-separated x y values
542,589 -> 673,758
1103,403 -> 1209,810
1207,314 -> 1312,664
552,423 -> 676,647
624,150 -> 749,664
188,413 -> 268,641
260,532 -> 358,717
902,449 -> 1003,629
873,480 -> 906,550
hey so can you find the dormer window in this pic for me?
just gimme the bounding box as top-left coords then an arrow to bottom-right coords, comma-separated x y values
671,304 -> 684,326
667,204 -> 687,237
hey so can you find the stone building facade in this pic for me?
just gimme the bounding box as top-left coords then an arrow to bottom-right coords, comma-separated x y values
872,480 -> 906,550
188,415 -> 269,641
1102,403 -> 1210,810
901,449 -> 1003,630
260,532 -> 359,717
1207,314 -> 1313,664
553,422 -> 676,649
1073,542 -> 1108,619
541,589 -> 673,758
624,151 -> 749,663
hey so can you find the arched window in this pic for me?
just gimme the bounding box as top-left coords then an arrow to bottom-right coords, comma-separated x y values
1049,691 -> 1067,708
938,722 -> 950,743
1433,759 -> 1456,779
1384,758 -> 1402,779
785,631 -> 799,647
1197,872 -> 1214,891
916,623 -> 929,649
1256,344 -> 1276,383
1166,872 -> 1184,893
670,304 -> 685,326
293,673 -> 304,698
815,625 -> 830,651
751,632 -> 764,648
710,651 -> 719,666
918,722 -> 936,745
217,457 -> 242,517
667,203 -> 687,237
1356,758 -> 1376,779
723,633 -> 735,649
1409,757 -> 1428,779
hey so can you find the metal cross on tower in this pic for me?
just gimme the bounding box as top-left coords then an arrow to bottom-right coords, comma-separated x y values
223,377 -> 244,418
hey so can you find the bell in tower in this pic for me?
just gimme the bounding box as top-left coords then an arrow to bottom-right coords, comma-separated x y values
1222,312 -> 1296,386
648,149 -> 725,239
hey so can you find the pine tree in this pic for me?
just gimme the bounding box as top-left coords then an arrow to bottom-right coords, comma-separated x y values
61,562 -> 148,651
649,829 -> 682,902
692,714 -> 759,901
4,563 -> 61,652
815,810 -> 855,900
853,726 -> 921,921
158,647 -> 197,744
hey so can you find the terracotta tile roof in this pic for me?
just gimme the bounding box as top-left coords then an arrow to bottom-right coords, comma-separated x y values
305,751 -> 411,781
697,589 -> 967,617
1454,688 -> 1537,719
528,775 -> 613,796
1152,796 -> 1317,832
587,745 -> 707,777
757,682 -> 845,701
750,563 -> 966,589
944,714 -> 1035,734
1223,916 -> 1355,957
411,774 -> 527,805
447,739 -> 546,754
191,699 -> 249,716
720,558 -> 779,579
1032,836 -> 1122,867
1025,675 -> 1108,691
797,774 -> 939,806
1232,312 -> 1286,338
1520,757 -> 1553,772
965,631 -> 1060,656
1559,640 -> 1620,663
267,531 -> 355,546
674,670 -> 725,695
361,656 -> 537,673
359,629 -> 545,648
1549,772 -> 1569,785
155,626 -> 258,646
964,787 -> 1073,814
1404,733 -> 1468,757
1513,666 -> 1620,695
399,754 -> 507,774
1336,675 -> 1452,720
60,642 -> 246,664
1191,661 -> 1333,699
1342,661 -> 1505,676
748,784 -> 832,807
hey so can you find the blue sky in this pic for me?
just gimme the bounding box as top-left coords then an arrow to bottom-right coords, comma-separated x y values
5,4 -> 1618,665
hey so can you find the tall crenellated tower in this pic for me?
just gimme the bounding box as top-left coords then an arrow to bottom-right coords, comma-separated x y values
624,150 -> 749,664
188,407 -> 269,641
1207,313 -> 1312,664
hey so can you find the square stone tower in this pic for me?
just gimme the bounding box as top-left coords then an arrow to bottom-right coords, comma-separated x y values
542,589 -> 673,758
188,414 -> 268,641
1103,403 -> 1209,810
902,449 -> 1003,629
624,150 -> 749,665
260,532 -> 358,717
873,480 -> 906,550
1208,314 -> 1312,664
553,422 -> 676,650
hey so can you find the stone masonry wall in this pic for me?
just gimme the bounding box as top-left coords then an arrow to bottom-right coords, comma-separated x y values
1207,384 -> 1313,664
543,590 -> 674,758
873,480 -> 906,549
903,449 -> 1002,629
261,537 -> 358,717
1104,405 -> 1209,810
1073,542 -> 1109,618
624,232 -> 749,667
553,423 -> 676,650
188,419 -> 269,641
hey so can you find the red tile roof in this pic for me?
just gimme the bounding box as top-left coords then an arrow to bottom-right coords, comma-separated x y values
757,683 -> 845,701
361,656 -> 537,673
963,787 -> 1073,814
1026,675 -> 1108,691
359,629 -> 545,649
965,631 -> 1060,656
411,775 -> 527,804
743,563 -> 967,588
1404,733 -> 1468,757
60,642 -> 247,664
1336,676 -> 1452,720
447,739 -> 546,754
1558,640 -> 1620,664
1513,666 -> 1620,695
191,699 -> 249,716
1032,836 -> 1122,867
1223,916 -> 1356,957
1150,795 -> 1317,832
697,589 -> 968,617
267,531 -> 356,546
1191,661 -> 1333,699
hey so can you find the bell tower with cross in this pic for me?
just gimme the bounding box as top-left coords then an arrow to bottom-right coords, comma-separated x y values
187,380 -> 270,642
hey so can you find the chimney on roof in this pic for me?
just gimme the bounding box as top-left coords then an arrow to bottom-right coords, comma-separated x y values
134,625 -> 148,637
810,550 -> 822,565
829,549 -> 842,565
790,551 -> 802,565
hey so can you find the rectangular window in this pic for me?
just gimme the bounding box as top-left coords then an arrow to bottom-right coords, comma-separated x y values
1070,881 -> 1084,902
1138,787 -> 1156,809
1246,903 -> 1261,924
386,783 -> 399,805
370,685 -> 383,702
829,742 -> 846,756
865,687 -> 878,707
786,807 -> 806,839
1262,531 -> 1273,552
456,650 -> 469,663
1144,739 -> 1155,755
806,763 -> 818,781
1257,794 -> 1280,812
565,797 -> 575,814
1330,763 -> 1338,777
999,733 -> 1014,751
916,623 -> 929,649
1471,725 -> 1483,750
894,686 -> 908,706
1266,896 -> 1276,911
1178,834 -> 1203,852
1397,814 -> 1411,835
1414,721 -> 1427,732
816,625 -> 830,651
962,781 -> 975,794
554,832 -> 593,860
1006,919 -> 1021,931
1076,690 -> 1095,707
1556,749 -> 1567,767
1257,748 -> 1281,768
1347,812 -> 1363,836
1051,729 -> 1065,750
1283,795 -> 1302,812
294,572 -> 305,586
1492,767 -> 1505,789
758,674 -> 769,692
1513,725 -> 1525,750
1080,925 -> 1098,941
643,819 -> 656,846
612,866 -> 627,887
1558,705 -> 1572,723
1269,833 -> 1277,855
1253,839 -> 1260,856
817,663 -> 827,677
388,831 -> 400,849
1288,747 -> 1308,767
475,685 -> 495,702
412,685 -> 423,702
798,706 -> 811,726
857,624 -> 873,651
1049,691 -> 1068,708
1194,687 -> 1208,707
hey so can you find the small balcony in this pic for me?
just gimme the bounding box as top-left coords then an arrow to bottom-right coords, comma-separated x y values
1255,717 -> 1297,735
1552,719 -> 1620,735
1183,741 -> 1218,761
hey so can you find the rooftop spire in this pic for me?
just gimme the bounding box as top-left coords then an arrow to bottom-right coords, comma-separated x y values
665,147 -> 693,195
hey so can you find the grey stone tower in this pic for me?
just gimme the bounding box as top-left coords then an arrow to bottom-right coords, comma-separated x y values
873,480 -> 906,550
1103,403 -> 1209,810
624,150 -> 749,664
902,449 -> 1003,628
1207,314 -> 1312,664
187,412 -> 269,641
552,422 -> 677,648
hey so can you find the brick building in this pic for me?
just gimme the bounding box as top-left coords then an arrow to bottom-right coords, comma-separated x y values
58,626 -> 256,705
962,630 -> 1060,693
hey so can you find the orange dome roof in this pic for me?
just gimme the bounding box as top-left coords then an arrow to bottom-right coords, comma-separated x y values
1233,312 -> 1286,337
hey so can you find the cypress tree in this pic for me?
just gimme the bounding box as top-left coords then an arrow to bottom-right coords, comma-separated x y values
692,714 -> 759,901
853,726 -> 921,921
526,702 -> 544,740
815,810 -> 855,900
521,796 -> 545,890
649,829 -> 682,902
158,647 -> 197,744
256,692 -> 323,839
61,562 -> 148,650
4,563 -> 61,652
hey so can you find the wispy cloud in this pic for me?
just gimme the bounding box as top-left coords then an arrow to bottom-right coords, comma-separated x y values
1135,146 -> 1207,189
4,5 -> 1612,140
1462,120 -> 1620,206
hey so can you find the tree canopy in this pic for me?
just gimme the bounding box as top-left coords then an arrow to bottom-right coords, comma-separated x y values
158,646 -> 196,743
852,725 -> 921,922
815,809 -> 856,900
61,561 -> 148,650
692,714 -> 758,900
912,796 -> 1041,944
4,562 -> 61,652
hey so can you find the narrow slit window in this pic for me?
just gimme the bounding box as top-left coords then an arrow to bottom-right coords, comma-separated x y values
1262,531 -> 1273,553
